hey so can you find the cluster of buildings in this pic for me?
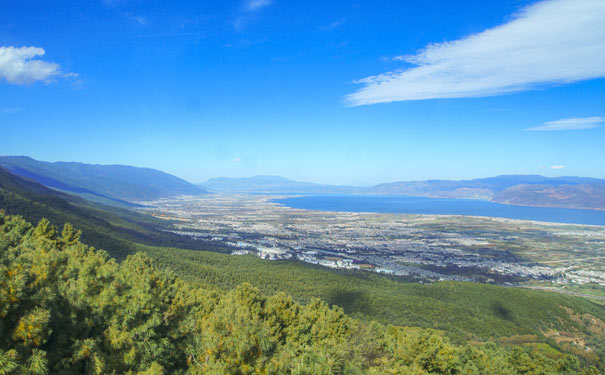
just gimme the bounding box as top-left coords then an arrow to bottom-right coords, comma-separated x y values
139,194 -> 605,286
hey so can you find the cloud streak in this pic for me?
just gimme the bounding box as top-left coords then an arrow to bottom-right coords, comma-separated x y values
526,116 -> 604,131
0,46 -> 62,85
244,0 -> 272,12
0,107 -> 23,114
234,0 -> 273,30
319,19 -> 345,32
346,0 -> 605,106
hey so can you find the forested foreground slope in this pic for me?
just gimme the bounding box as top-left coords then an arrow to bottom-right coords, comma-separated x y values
140,243 -> 605,365
1,213 -> 604,375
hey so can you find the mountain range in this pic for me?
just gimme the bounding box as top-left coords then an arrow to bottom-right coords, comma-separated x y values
202,175 -> 605,210
1,156 -> 603,210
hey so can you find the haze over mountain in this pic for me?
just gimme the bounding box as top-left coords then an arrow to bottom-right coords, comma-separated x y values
0,156 -> 207,203
202,175 -> 358,194
0,166 -> 221,258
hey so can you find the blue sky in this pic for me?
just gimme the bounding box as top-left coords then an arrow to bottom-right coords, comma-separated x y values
1,0 -> 604,185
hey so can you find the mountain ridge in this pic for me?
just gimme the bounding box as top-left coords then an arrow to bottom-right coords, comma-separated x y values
0,166 -> 228,258
0,155 -> 207,202
492,183 -> 605,211
202,174 -> 605,210
2,154 -> 603,210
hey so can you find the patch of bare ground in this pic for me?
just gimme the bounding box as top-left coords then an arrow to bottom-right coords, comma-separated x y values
544,329 -> 588,350
562,306 -> 605,337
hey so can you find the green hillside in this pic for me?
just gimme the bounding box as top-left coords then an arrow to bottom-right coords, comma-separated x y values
1,212 -> 603,374
0,167 -> 228,259
138,242 -> 605,365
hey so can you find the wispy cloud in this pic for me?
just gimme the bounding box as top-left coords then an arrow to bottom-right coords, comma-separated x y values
101,0 -> 147,26
244,0 -> 272,12
0,46 -> 63,85
319,19 -> 345,32
526,116 -> 604,131
232,157 -> 241,163
234,0 -> 273,30
550,165 -> 565,169
346,0 -> 605,106
126,13 -> 147,26
0,107 -> 23,114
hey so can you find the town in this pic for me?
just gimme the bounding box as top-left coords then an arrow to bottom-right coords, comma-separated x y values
138,194 -> 605,290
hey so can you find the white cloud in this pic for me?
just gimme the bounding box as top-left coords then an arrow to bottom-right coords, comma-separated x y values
346,0 -> 605,106
0,46 -> 62,85
232,157 -> 241,163
526,116 -> 604,131
550,165 -> 565,169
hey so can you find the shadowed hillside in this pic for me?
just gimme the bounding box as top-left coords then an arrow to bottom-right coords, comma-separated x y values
0,167 -> 228,259
0,155 -> 206,202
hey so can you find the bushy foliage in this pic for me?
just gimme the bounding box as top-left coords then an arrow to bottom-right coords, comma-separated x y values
140,242 -> 605,366
0,212 -> 602,374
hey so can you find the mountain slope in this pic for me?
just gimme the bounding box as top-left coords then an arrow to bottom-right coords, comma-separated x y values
493,183 -> 605,210
368,175 -> 605,199
0,167 -> 226,259
0,155 -> 206,202
141,242 -> 605,366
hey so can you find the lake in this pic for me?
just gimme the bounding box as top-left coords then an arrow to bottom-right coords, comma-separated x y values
271,195 -> 605,226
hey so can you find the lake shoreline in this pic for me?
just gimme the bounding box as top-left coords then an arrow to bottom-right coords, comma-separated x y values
270,194 -> 605,226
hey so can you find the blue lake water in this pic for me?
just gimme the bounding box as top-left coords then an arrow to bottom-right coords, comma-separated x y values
271,195 -> 605,226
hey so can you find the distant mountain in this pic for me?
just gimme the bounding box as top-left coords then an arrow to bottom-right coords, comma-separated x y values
202,175 -> 359,194
368,175 -> 605,199
492,183 -> 605,210
366,175 -> 605,210
204,174 -> 605,210
0,167 -> 226,259
0,156 -> 206,202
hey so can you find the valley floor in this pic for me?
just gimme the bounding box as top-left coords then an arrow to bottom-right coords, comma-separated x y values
137,194 -> 605,296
